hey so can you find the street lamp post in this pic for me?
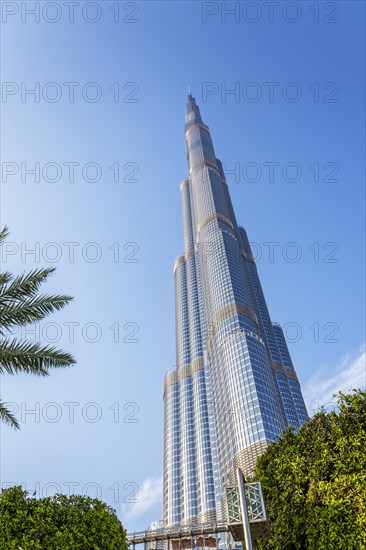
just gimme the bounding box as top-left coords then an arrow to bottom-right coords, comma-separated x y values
236,468 -> 252,550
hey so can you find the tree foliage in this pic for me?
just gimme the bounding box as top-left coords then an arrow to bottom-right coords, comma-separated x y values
253,390 -> 366,550
0,226 -> 75,428
0,486 -> 128,549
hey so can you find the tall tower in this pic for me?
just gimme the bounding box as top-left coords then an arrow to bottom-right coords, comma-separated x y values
163,95 -> 308,529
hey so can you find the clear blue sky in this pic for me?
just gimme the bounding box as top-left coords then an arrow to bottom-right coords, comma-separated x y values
1,0 -> 365,533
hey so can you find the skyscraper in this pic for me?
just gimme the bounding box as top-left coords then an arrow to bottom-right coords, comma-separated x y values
163,95 -> 308,530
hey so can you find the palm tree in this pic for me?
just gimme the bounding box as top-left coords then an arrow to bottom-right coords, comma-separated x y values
0,227 -> 76,429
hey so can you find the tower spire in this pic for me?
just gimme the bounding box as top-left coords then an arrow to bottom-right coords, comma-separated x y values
186,91 -> 202,123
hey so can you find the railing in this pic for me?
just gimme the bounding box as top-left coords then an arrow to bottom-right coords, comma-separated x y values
127,521 -> 231,545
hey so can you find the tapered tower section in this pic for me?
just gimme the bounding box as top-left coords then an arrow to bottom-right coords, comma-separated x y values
163,95 -> 308,528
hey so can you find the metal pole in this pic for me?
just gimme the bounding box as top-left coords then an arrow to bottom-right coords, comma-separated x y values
236,468 -> 252,550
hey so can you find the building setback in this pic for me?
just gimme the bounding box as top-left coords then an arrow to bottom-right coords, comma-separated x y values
163,95 -> 308,529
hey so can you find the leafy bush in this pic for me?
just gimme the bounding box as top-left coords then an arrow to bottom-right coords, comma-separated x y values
253,390 -> 366,550
0,486 -> 128,549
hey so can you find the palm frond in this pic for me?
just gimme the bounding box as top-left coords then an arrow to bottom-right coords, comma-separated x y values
0,227 -> 76,430
0,401 -> 20,429
0,272 -> 13,286
0,226 -> 10,244
0,268 -> 56,302
0,294 -> 73,329
0,338 -> 75,376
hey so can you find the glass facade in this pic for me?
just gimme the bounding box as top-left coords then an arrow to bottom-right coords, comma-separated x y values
163,95 -> 308,528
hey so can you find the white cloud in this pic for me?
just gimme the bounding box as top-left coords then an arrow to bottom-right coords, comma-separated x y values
121,476 -> 163,525
304,345 -> 366,414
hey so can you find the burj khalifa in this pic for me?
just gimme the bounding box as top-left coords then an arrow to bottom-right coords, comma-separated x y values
163,94 -> 308,529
